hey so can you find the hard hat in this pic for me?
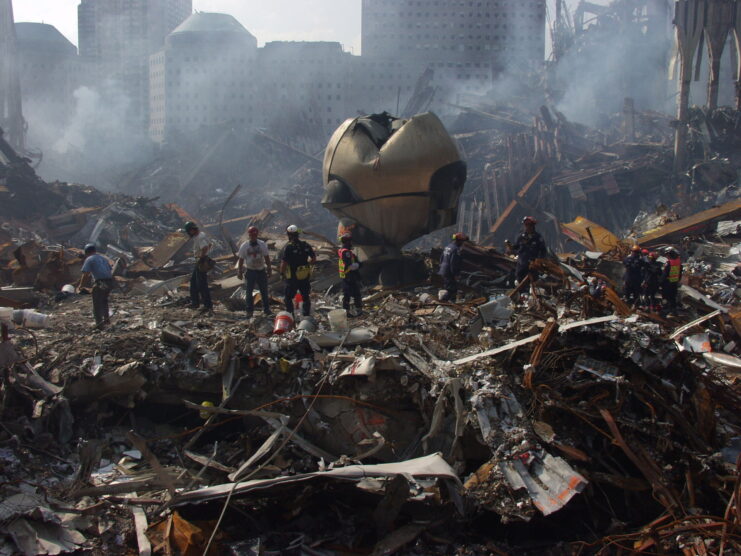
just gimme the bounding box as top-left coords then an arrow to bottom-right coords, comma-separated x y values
247,226 -> 259,235
339,232 -> 352,242
641,248 -> 649,255
648,252 -> 658,259
183,221 -> 197,232
523,216 -> 537,225
286,225 -> 299,234
452,232 -> 469,241
62,284 -> 76,294
631,244 -> 641,252
84,243 -> 96,253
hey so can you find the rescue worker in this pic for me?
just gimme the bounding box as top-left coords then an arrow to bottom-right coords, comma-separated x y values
338,232 -> 362,316
183,221 -> 213,314
279,225 -> 316,317
507,216 -> 547,283
237,226 -> 272,318
588,276 -> 607,300
642,251 -> 662,312
622,244 -> 644,307
438,232 -> 468,301
662,248 -> 683,315
77,243 -> 113,329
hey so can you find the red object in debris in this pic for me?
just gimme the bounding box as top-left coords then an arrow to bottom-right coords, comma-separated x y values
273,311 -> 294,335
294,292 -> 303,312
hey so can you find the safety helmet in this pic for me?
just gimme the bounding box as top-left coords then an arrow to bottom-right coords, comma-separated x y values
452,232 -> 469,241
641,248 -> 649,255
339,232 -> 352,242
84,243 -> 96,253
523,216 -> 537,225
648,252 -> 658,259
286,225 -> 299,234
247,226 -> 259,235
183,221 -> 197,232
631,244 -> 641,252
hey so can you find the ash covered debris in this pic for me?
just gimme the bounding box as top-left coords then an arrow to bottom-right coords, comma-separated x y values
2,111 -> 741,554
3,3 -> 741,544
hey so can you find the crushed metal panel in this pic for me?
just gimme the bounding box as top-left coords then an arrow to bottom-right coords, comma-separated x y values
172,453 -> 459,506
501,452 -> 588,516
561,216 -> 621,252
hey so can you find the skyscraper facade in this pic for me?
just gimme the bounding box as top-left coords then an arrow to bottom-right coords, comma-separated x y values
361,0 -> 546,95
78,0 -> 192,131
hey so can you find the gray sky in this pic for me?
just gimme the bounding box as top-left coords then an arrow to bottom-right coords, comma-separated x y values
12,0 -> 363,53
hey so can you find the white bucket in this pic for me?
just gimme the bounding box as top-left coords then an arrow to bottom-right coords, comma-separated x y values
22,311 -> 50,329
327,309 -> 348,333
0,307 -> 12,324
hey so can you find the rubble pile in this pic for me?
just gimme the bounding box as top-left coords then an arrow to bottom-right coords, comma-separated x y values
1,97 -> 741,553
1,221 -> 740,554
448,102 -> 741,251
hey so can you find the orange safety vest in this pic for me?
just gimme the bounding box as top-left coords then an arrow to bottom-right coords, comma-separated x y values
338,247 -> 356,278
667,257 -> 681,283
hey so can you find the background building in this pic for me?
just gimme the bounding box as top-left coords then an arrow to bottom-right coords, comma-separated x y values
149,12 -> 257,142
15,22 -> 80,141
361,0 -> 546,95
78,0 -> 192,130
150,14 -> 364,148
0,0 -> 24,151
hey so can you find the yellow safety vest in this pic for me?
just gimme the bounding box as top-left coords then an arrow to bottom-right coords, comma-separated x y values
667,258 -> 681,283
338,247 -> 356,278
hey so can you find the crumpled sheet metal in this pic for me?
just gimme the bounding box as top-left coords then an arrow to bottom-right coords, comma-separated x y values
561,216 -> 622,252
500,452 -> 588,516
322,112 -> 466,251
172,453 -> 459,506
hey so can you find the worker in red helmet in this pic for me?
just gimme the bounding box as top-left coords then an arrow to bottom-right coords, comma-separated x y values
506,216 -> 547,283
237,226 -> 272,318
438,232 -> 468,301
622,244 -> 645,307
338,232 -> 363,316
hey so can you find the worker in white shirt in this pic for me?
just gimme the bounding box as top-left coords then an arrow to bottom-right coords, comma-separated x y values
237,226 -> 273,318
183,221 -> 213,313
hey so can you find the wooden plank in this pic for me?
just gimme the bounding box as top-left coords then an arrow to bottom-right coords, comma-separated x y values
490,166 -> 545,235
637,198 -> 741,246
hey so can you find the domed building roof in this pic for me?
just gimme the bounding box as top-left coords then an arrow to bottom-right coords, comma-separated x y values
171,12 -> 254,38
15,22 -> 77,55
167,12 -> 257,49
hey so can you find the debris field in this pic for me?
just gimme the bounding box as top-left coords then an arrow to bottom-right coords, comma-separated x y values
2,96 -> 741,554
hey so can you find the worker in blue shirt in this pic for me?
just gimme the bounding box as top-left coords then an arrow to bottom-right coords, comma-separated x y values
506,216 -> 547,283
77,243 -> 114,329
438,232 -> 468,301
622,244 -> 645,307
